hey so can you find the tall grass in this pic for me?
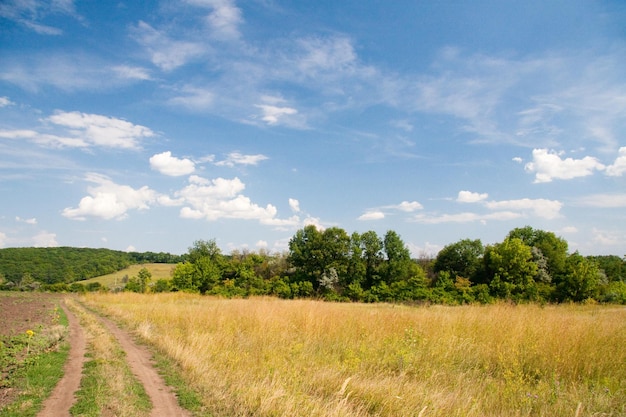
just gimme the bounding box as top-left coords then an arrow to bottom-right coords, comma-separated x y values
83,293 -> 626,416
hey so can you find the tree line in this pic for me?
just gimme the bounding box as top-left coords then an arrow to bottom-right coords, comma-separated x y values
161,225 -> 625,304
1,226 -> 625,304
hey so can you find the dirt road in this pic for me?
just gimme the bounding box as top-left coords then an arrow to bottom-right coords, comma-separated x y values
38,299 -> 190,417
38,300 -> 86,417
96,313 -> 191,417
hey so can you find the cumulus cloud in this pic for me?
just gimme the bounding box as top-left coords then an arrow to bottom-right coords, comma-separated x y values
524,148 -> 605,183
358,211 -> 385,221
215,152 -> 269,167
175,175 -> 278,222
112,65 -> 152,81
394,201 -> 423,212
150,151 -> 195,176
606,146 -> 626,177
0,231 -> 7,248
457,190 -> 488,203
62,173 -> 158,220
289,198 -> 301,213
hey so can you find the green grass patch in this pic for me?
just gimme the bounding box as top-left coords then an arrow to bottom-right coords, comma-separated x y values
152,350 -> 206,415
0,304 -> 70,417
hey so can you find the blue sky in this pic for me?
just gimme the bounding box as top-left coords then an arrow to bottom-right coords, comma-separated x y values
1,0 -> 625,257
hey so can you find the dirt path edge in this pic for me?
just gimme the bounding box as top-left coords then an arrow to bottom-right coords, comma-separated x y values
38,299 -> 87,417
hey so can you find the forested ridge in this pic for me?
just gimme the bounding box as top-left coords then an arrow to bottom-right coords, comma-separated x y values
1,226 -> 625,304
0,247 -> 182,287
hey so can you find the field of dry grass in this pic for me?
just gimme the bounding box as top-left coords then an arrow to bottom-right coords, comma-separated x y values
77,263 -> 175,288
83,293 -> 626,417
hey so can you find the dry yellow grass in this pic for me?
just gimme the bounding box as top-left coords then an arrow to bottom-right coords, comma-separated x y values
78,263 -> 175,288
82,293 -> 626,417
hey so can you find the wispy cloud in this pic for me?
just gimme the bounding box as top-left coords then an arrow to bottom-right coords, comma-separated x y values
0,0 -> 83,35
358,200 -> 423,220
215,152 -> 269,167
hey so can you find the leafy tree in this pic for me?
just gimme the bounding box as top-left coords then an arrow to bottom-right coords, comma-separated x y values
137,267 -> 152,293
381,230 -> 413,284
288,225 -> 350,292
361,231 -> 384,288
557,253 -> 601,302
153,279 -> 172,293
507,226 -> 568,279
484,238 -> 538,300
433,239 -> 484,283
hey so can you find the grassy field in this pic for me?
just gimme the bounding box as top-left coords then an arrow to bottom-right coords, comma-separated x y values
78,263 -> 176,288
82,293 -> 626,417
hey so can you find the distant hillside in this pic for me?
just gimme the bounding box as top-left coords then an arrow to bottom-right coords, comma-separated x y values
78,263 -> 176,289
0,247 -> 182,285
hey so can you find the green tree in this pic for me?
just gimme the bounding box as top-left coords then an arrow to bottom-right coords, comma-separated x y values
484,237 -> 538,300
557,253 -> 601,302
361,230 -> 384,289
507,226 -> 568,280
137,267 -> 152,293
433,238 -> 484,283
288,225 -> 350,292
381,230 -> 413,284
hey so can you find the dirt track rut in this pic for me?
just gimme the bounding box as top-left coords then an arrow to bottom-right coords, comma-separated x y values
38,300 -> 190,417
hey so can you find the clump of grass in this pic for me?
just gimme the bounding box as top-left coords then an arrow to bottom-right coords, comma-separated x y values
65,298 -> 151,417
84,293 -> 626,416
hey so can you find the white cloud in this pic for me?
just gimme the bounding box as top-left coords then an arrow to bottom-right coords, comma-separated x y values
132,21 -> 206,71
457,190 -> 488,203
255,104 -> 298,126
289,198 -> 300,213
575,193 -> 626,208
62,173 -> 158,220
524,148 -> 605,183
358,211 -> 385,221
0,0 -> 82,35
169,86 -> 215,110
256,240 -> 268,249
32,231 -> 58,247
215,152 -> 269,167
512,157 -> 523,163
112,65 -> 152,81
606,146 -> 626,177
15,216 -> 37,225
485,198 -> 562,219
46,111 -> 154,149
591,228 -> 624,247
175,175 -> 279,222
0,96 -> 14,107
413,211 -> 522,224
0,231 -> 7,248
395,201 -> 423,212
150,151 -> 196,176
